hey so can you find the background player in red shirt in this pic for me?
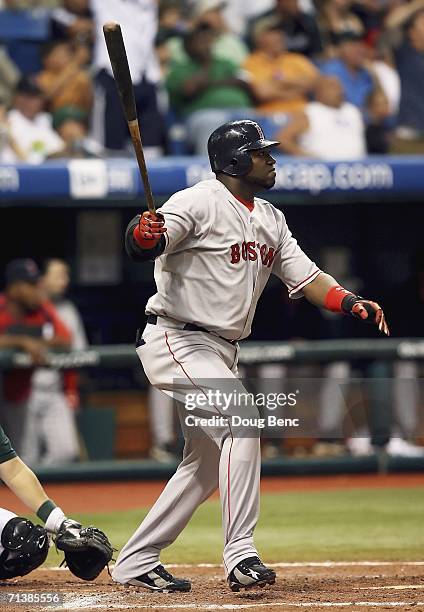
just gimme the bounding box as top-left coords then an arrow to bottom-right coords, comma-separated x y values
0,259 -> 71,454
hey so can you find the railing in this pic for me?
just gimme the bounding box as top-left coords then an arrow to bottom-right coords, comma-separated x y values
0,337 -> 423,369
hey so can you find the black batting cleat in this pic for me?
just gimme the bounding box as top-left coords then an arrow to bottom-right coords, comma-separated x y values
228,556 -> 276,592
127,564 -> 191,592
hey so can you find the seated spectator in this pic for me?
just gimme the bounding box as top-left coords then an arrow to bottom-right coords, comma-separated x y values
7,77 -> 64,164
191,0 -> 248,65
91,0 -> 165,155
320,31 -> 376,110
243,18 -> 319,115
385,5 -> 424,153
277,75 -> 366,159
51,0 -> 93,46
157,0 -> 187,41
0,97 -> 26,162
36,40 -> 92,114
155,1 -> 189,77
166,25 -> 252,153
50,106 -> 103,158
249,0 -> 323,58
317,0 -> 365,55
365,89 -> 392,154
165,1 -> 248,68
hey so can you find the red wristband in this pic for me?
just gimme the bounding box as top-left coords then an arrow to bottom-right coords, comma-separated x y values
324,286 -> 355,312
133,223 -> 159,250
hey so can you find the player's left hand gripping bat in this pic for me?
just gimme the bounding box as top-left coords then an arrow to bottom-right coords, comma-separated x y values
103,22 -> 156,214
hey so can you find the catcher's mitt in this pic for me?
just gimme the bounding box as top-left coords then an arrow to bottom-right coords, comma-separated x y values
54,520 -> 113,581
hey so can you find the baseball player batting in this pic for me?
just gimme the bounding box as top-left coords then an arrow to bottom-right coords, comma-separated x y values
112,120 -> 389,593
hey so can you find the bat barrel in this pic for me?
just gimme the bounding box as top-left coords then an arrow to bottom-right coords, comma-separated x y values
103,22 -> 156,213
103,22 -> 137,123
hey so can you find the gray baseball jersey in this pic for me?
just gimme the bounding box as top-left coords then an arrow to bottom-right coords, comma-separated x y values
113,178 -> 321,584
146,178 -> 320,340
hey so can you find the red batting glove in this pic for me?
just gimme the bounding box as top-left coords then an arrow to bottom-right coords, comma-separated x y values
133,211 -> 167,249
350,300 -> 390,336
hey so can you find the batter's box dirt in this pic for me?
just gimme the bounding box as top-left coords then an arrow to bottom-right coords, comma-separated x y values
1,563 -> 424,612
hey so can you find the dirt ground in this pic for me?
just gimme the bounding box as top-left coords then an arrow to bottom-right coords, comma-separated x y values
2,473 -> 424,514
2,474 -> 424,610
1,562 -> 424,611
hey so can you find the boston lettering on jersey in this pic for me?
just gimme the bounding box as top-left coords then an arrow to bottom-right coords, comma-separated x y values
230,242 -> 275,267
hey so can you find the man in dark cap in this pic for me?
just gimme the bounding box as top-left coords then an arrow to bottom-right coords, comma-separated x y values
0,259 -> 71,453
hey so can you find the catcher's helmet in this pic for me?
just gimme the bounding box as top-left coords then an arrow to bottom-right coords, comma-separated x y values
207,120 -> 280,177
0,517 -> 48,580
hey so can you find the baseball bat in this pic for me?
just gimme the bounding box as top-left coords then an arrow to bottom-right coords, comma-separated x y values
103,22 -> 156,213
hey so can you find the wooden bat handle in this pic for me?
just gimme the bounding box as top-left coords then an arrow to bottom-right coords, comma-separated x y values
128,120 -> 156,214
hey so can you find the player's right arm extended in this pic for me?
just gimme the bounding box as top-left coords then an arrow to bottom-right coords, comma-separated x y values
303,272 -> 390,335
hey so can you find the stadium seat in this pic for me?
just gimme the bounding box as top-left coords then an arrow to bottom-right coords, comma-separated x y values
0,9 -> 50,41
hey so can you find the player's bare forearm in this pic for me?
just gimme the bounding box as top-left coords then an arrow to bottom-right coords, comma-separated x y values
0,456 -> 49,513
0,334 -> 68,351
0,335 -> 33,349
181,70 -> 210,98
278,141 -> 311,157
250,79 -> 288,103
303,272 -> 390,335
276,111 -> 311,156
302,272 -> 338,306
385,0 -> 424,29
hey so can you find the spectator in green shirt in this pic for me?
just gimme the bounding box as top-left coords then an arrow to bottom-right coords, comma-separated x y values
166,24 -> 253,154
165,0 -> 249,69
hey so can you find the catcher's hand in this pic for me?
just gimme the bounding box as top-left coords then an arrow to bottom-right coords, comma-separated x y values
348,299 -> 390,336
54,519 -> 114,581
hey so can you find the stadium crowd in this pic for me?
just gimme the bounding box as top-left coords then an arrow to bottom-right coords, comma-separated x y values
0,0 -> 424,161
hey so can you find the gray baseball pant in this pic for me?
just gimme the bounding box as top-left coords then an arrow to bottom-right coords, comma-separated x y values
112,320 -> 261,582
